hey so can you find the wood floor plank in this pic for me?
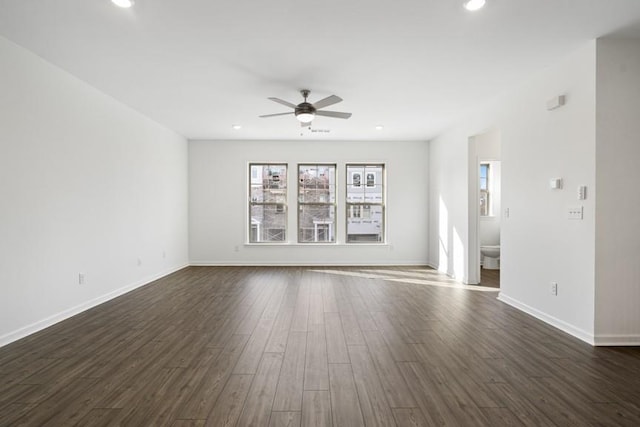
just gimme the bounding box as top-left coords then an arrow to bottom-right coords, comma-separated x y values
0,403 -> 37,427
273,331 -> 307,411
350,297 -> 378,331
237,352 -> 284,426
233,315 -> 277,374
480,407 -> 523,427
265,307 -> 294,353
302,390 -> 332,427
328,363 -> 365,427
321,278 -> 339,313
392,407 -> 429,427
118,367 -> 195,426
177,333 -> 249,419
204,374 -> 253,427
484,375 -> 562,426
363,330 -> 416,408
370,311 -> 418,362
339,312 -> 365,346
1,266 -> 639,426
304,324 -> 329,391
325,312 -> 350,364
398,361 -> 467,426
291,278 -> 311,333
11,377 -> 99,426
75,408 -> 124,427
589,402 -> 640,427
348,345 -> 396,427
269,411 -> 302,427
308,288 -> 325,328
172,420 -> 206,427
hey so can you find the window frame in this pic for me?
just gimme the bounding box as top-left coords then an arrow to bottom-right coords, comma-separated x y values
248,163 -> 288,243
297,163 -> 337,243
345,163 -> 385,244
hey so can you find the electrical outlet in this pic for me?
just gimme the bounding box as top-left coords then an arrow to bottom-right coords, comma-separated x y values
551,282 -> 558,296
567,206 -> 583,220
79,273 -> 85,285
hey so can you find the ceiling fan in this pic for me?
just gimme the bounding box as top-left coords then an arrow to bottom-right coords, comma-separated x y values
260,89 -> 352,126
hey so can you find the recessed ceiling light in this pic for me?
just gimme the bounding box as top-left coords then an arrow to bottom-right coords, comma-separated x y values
463,0 -> 486,11
232,124 -> 242,130
375,125 -> 384,131
111,0 -> 134,8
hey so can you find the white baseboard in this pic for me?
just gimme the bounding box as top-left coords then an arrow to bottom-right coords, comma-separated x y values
0,263 -> 189,348
189,261 -> 429,267
593,334 -> 640,346
497,292 -> 596,346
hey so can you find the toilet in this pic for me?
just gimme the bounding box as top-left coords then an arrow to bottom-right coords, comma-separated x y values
481,245 -> 500,269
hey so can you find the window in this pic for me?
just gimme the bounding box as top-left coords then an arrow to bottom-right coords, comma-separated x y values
249,164 -> 287,242
479,163 -> 490,216
346,164 -> 384,243
298,164 -> 336,243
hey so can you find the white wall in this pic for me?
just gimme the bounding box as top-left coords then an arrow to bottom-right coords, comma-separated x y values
429,42 -> 597,342
189,140 -> 429,265
595,38 -> 640,344
0,36 -> 189,346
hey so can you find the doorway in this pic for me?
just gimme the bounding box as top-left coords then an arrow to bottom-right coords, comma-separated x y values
468,129 -> 501,286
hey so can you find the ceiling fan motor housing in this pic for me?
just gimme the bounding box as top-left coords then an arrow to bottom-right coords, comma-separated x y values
295,102 -> 316,117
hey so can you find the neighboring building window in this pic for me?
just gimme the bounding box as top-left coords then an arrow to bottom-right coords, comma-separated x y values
298,164 -> 336,243
346,164 -> 384,243
366,172 -> 375,187
352,172 -> 362,187
249,164 -> 287,242
480,163 -> 490,216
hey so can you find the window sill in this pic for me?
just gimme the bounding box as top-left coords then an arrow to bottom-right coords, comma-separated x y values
244,242 -> 389,247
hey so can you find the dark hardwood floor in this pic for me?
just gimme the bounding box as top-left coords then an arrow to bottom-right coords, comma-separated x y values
1,266 -> 639,426
480,267 -> 500,288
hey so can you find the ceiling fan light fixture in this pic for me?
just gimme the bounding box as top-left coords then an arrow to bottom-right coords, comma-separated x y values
111,0 -> 134,8
463,0 -> 485,11
296,112 -> 315,123
261,90 -> 350,125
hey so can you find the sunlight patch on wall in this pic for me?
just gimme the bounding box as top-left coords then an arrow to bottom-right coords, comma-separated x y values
438,196 -> 449,273
453,227 -> 465,281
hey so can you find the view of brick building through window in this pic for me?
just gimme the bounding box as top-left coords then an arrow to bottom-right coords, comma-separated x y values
298,164 -> 336,242
249,163 -> 384,243
249,164 -> 287,242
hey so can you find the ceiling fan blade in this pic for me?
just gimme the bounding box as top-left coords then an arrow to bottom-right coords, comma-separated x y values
268,97 -> 297,109
259,112 -> 294,118
315,110 -> 352,119
313,95 -> 342,109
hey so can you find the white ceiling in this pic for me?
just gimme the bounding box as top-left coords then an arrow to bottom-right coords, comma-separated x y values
1,0 -> 640,141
